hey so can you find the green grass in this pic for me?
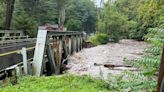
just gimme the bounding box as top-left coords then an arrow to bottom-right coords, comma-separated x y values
0,75 -> 109,92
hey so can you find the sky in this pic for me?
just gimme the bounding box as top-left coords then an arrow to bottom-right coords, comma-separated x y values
94,0 -> 102,7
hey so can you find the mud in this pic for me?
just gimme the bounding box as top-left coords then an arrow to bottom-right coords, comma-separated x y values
66,39 -> 149,79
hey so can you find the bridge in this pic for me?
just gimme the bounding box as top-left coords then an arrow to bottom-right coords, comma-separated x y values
0,30 -> 85,78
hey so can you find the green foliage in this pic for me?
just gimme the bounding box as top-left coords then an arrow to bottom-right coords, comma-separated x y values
18,0 -> 58,25
0,0 -> 96,36
106,73 -> 156,92
66,19 -> 82,31
0,75 -> 109,92
121,9 -> 164,91
97,0 -> 162,41
12,12 -> 37,37
66,0 -> 96,33
133,0 -> 161,40
97,0 -> 138,42
0,1 -> 6,29
88,33 -> 109,45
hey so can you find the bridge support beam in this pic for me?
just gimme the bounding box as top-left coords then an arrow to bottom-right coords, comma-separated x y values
33,30 -> 47,76
33,30 -> 84,76
68,36 -> 72,54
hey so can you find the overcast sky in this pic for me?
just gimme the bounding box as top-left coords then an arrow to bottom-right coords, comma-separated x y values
94,0 -> 102,7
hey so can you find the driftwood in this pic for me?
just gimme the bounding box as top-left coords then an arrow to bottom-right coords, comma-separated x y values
108,68 -> 140,71
94,63 -> 140,71
94,63 -> 132,68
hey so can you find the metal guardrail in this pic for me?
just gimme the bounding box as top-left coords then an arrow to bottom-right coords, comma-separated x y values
0,36 -> 29,39
0,37 -> 36,45
0,30 -> 24,37
0,30 -> 85,80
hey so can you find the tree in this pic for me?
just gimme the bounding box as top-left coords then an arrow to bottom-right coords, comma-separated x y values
56,0 -> 69,30
97,1 -> 137,42
0,0 -> 6,29
4,0 -> 15,30
19,0 -> 58,25
66,19 -> 82,31
65,0 -> 96,32
135,0 -> 161,40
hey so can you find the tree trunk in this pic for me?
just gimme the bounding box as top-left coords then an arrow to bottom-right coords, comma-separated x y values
57,0 -> 66,31
157,46 -> 164,92
4,0 -> 15,30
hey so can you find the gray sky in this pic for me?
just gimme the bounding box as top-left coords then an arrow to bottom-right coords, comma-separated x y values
94,0 -> 102,7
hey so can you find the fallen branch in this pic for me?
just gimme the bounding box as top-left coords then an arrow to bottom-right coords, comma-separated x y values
109,68 -> 140,71
94,63 -> 132,68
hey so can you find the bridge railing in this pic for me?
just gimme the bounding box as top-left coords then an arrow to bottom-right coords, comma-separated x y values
0,30 -> 24,37
0,36 -> 36,45
0,30 -> 85,80
33,30 -> 84,76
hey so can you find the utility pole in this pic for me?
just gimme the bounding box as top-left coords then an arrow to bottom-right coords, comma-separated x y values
4,0 -> 15,30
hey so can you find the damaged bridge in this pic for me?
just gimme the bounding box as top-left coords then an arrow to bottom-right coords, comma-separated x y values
0,30 -> 85,78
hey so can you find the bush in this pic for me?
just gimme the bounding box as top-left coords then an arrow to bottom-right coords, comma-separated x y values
88,33 -> 109,45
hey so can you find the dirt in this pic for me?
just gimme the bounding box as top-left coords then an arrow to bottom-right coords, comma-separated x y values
66,39 -> 149,79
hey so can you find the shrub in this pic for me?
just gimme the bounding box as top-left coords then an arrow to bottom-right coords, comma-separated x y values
88,33 -> 109,45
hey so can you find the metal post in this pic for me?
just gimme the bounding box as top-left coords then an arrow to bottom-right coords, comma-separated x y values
33,30 -> 47,76
16,66 -> 21,77
21,47 -> 28,75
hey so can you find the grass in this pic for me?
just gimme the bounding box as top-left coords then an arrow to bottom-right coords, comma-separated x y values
0,75 -> 110,92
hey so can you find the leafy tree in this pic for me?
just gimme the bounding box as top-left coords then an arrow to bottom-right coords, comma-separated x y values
12,12 -> 37,37
0,1 -> 6,29
97,1 -> 137,42
134,0 -> 161,40
97,0 -> 162,41
65,0 -> 96,33
66,19 -> 82,31
19,0 -> 58,25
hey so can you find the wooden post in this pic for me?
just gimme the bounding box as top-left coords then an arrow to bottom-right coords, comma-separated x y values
54,36 -> 62,74
78,36 -> 81,51
80,35 -> 83,50
157,46 -> 164,92
62,36 -> 68,59
46,37 -> 57,74
68,36 -> 72,54
73,36 -> 77,52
